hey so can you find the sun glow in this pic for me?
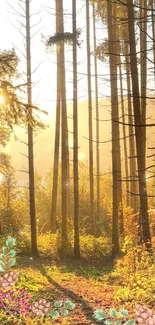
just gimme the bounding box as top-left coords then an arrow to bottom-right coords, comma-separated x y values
0,173 -> 4,183
0,96 -> 5,105
79,152 -> 86,161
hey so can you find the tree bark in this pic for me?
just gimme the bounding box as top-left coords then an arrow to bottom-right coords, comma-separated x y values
107,0 -> 120,256
50,0 -> 61,233
59,0 -> 68,246
119,60 -> 130,206
86,0 -> 95,235
73,0 -> 80,258
93,4 -> 100,235
127,0 -> 151,249
140,0 -> 147,164
125,42 -> 139,212
26,0 -> 37,256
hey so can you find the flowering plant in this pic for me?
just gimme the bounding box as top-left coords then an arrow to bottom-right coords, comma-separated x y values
0,237 -> 76,323
0,287 -> 31,318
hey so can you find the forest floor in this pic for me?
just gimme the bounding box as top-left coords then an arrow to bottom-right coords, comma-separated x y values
16,256 -> 135,325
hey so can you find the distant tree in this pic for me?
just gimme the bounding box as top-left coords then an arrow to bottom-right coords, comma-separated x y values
50,0 -> 61,234
0,153 -> 16,234
86,0 -> 95,235
73,0 -> 80,258
92,3 -> 100,235
0,49 -> 39,128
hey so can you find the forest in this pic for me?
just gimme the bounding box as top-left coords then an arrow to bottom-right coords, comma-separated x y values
0,0 -> 155,324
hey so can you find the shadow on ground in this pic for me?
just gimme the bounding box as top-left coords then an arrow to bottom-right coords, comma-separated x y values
39,264 -> 101,325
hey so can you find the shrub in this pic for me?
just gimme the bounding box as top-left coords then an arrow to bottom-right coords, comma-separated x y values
112,236 -> 155,305
79,235 -> 111,261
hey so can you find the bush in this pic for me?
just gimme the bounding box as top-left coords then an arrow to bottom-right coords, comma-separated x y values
79,235 -> 111,261
112,236 -> 155,305
16,229 -> 111,262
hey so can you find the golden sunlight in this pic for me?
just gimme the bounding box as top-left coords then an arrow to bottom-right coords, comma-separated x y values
0,173 -> 4,183
0,96 -> 5,105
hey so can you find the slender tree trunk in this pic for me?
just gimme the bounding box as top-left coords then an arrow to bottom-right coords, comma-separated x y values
125,42 -> 139,212
86,0 -> 95,235
151,0 -> 155,80
93,4 -> 100,235
107,0 -> 120,256
50,0 -> 61,233
26,0 -> 37,255
114,13 -> 124,240
119,60 -> 130,206
59,0 -> 68,245
73,0 -> 80,258
140,0 -> 147,164
127,0 -> 151,249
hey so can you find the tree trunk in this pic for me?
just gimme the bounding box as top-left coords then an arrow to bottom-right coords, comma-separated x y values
50,0 -> 61,233
140,0 -> 147,164
86,0 -> 95,235
59,0 -> 68,246
93,4 -> 100,235
107,0 -> 120,256
127,0 -> 151,249
151,0 -> 155,80
119,60 -> 130,206
73,0 -> 80,259
26,0 -> 37,256
125,42 -> 139,212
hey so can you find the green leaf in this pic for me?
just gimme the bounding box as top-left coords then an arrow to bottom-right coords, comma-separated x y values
119,309 -> 129,317
0,260 -> 6,272
109,309 -> 118,317
93,309 -> 107,321
124,320 -> 136,325
49,310 -> 60,319
54,301 -> 63,308
8,250 -> 16,258
0,253 -> 5,260
105,320 -> 114,325
115,321 -> 122,325
64,300 -> 76,310
2,246 -> 7,254
9,258 -> 16,267
61,309 -> 69,316
6,237 -> 16,249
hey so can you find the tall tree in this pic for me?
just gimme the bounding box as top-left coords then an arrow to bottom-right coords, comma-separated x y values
140,0 -> 147,163
125,42 -> 139,212
127,0 -> 151,249
119,55 -> 130,206
26,0 -> 37,255
73,0 -> 80,258
93,3 -> 100,234
50,0 -> 61,233
107,0 -> 120,255
59,0 -> 68,246
86,0 -> 95,235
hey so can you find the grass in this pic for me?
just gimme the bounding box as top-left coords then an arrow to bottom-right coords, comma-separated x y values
10,255 -> 135,325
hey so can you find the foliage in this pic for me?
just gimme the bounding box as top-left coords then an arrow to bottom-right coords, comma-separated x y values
0,237 -> 76,324
93,307 -> 136,325
79,235 -> 111,261
111,237 -> 155,304
45,29 -> 81,48
0,288 -> 32,317
0,236 -> 17,273
0,49 -> 45,130
48,300 -> 76,319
